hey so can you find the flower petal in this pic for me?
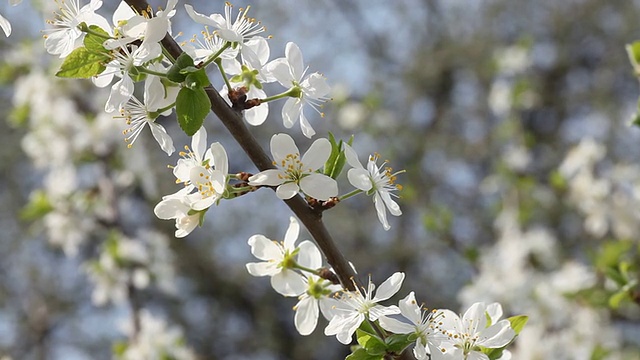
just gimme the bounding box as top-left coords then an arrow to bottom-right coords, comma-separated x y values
299,110 -> 316,139
271,270 -> 306,297
301,138 -> 331,170
297,240 -> 322,269
285,42 -> 304,81
294,296 -> 319,336
374,193 -> 391,231
378,315 -> 414,335
247,234 -> 282,261
270,133 -> 299,163
372,272 -> 405,302
281,98 -> 301,129
380,190 -> 402,216
210,142 -> 228,178
283,216 -> 300,250
0,13 -> 12,37
476,319 -> 515,349
246,261 -> 279,277
343,144 -> 364,170
299,174 -> 338,200
248,169 -> 286,186
276,182 -> 300,200
348,168 -> 373,191
149,123 -> 175,156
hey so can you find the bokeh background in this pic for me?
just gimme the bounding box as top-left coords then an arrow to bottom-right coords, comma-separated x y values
1,0 -> 640,359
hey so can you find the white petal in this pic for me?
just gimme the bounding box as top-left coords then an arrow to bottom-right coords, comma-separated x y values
246,261 -> 278,277
248,169 -> 286,186
0,13 -> 12,37
245,103 -> 269,126
299,174 -> 338,201
247,234 -> 282,261
348,168 -> 373,191
299,111 -> 316,139
271,270 -> 306,297
343,144 -> 364,170
476,320 -> 515,348
374,193 -> 391,231
210,142 -> 228,177
283,216 -> 300,249
184,4 -> 222,27
369,304 -> 400,321
486,302 -> 503,325
462,302 -> 487,336
276,182 -> 300,200
324,312 -> 363,345
270,133 -> 299,163
297,241 -> 322,269
285,42 -> 304,80
281,98 -> 301,129
303,73 -> 331,98
267,58 -> 294,87
113,1 -> 136,24
378,315 -> 414,334
294,296 -> 319,336
398,292 -> 422,326
380,190 -> 402,216
301,138 -> 331,170
153,198 -> 186,219
373,272 -> 405,302
192,126 -> 207,161
149,123 -> 175,156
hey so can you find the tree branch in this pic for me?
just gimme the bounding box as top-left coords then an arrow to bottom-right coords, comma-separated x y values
124,0 -> 359,291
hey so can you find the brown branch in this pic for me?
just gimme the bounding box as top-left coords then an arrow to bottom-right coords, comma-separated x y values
124,0 -> 359,291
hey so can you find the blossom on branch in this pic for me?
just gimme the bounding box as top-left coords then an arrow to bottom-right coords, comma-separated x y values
43,0 -> 109,57
248,133 -> 338,201
343,144 -> 403,230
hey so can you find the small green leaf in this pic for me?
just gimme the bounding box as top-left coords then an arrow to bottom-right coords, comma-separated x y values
507,315 -> 528,335
20,190 -> 54,220
84,25 -> 110,52
384,333 -> 414,354
483,347 -> 505,360
608,289 -> 629,309
626,41 -> 640,71
324,132 -> 350,179
184,68 -> 211,88
345,348 -> 383,360
176,87 -> 210,136
356,329 -> 386,356
604,266 -> 627,287
167,52 -> 195,83
56,47 -> 110,78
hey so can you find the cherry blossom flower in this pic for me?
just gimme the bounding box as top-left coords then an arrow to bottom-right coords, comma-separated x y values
153,189 -> 202,238
293,273 -> 342,336
378,292 -> 448,360
103,44 -> 138,113
184,2 -> 266,64
324,272 -> 405,344
343,144 -> 402,230
248,133 -> 338,200
43,0 -> 109,57
430,302 -> 516,360
119,74 -> 178,155
267,42 -> 331,138
246,216 -> 322,297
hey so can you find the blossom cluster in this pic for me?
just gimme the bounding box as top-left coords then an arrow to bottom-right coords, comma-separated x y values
5,0 -> 530,358
246,217 -> 520,359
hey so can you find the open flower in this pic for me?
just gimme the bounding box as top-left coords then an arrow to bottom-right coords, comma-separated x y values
153,189 -> 201,238
267,42 -> 331,138
430,302 -> 516,360
379,292 -> 448,360
294,273 -> 342,336
325,272 -> 404,344
246,216 -> 322,297
43,0 -> 109,57
119,74 -> 178,155
343,144 -> 402,230
248,133 -> 338,200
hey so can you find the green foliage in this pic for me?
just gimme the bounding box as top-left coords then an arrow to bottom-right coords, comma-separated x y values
507,315 -> 528,334
384,333 -> 415,354
324,132 -> 353,179
356,329 -> 386,356
593,240 -> 640,309
176,87 -> 211,136
626,41 -> 640,76
345,348 -> 383,360
167,52 -> 195,83
56,26 -> 111,78
20,190 -> 54,220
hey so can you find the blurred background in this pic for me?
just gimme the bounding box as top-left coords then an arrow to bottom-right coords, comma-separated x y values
1,0 -> 640,359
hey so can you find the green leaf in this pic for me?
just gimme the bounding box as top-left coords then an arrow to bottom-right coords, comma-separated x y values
608,289 -> 630,309
626,41 -> 640,72
184,68 -> 211,88
384,333 -> 414,354
356,329 -> 386,356
176,87 -> 210,136
507,315 -> 528,335
167,52 -> 195,83
20,190 -> 54,220
84,25 -> 109,52
345,348 -> 383,360
483,347 -> 506,360
56,47 -> 110,78
604,266 -> 627,287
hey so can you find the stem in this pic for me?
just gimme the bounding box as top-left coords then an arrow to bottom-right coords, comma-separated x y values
260,88 -> 298,103
136,66 -> 168,77
339,189 -> 363,201
123,0 -> 360,291
215,58 -> 233,91
201,41 -> 232,68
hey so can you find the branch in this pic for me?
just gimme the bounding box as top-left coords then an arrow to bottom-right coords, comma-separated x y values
124,0 -> 359,291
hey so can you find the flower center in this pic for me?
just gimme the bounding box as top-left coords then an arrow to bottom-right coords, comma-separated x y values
275,153 -> 311,182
